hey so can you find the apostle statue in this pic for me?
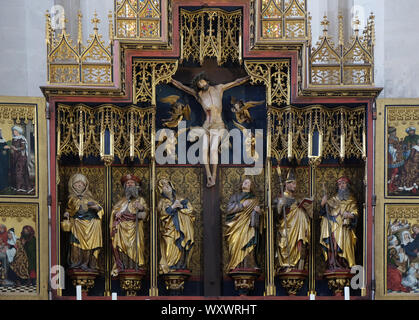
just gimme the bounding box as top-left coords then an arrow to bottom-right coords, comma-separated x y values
62,173 -> 104,272
171,72 -> 251,188
158,179 -> 195,274
225,178 -> 263,272
110,174 -> 149,277
275,170 -> 312,272
320,176 -> 358,270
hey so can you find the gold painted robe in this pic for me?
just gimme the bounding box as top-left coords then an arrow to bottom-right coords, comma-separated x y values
66,195 -> 104,260
110,197 -> 148,276
319,195 -> 358,268
225,192 -> 262,272
158,196 -> 195,274
276,192 -> 311,269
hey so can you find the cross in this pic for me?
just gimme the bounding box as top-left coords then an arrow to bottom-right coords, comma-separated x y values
92,11 -> 100,30
60,13 -> 69,30
321,15 -> 329,34
353,16 -> 360,32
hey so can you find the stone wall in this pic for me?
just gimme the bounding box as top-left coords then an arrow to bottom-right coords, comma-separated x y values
0,0 -> 417,99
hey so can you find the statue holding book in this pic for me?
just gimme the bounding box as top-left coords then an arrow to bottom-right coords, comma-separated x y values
275,170 -> 312,273
320,176 -> 358,270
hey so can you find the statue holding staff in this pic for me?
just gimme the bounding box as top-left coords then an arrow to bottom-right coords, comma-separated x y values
320,176 -> 358,269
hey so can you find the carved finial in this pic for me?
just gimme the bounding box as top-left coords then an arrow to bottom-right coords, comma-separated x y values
338,13 -> 344,46
108,11 -> 114,43
308,12 -> 312,43
353,16 -> 360,35
92,11 -> 100,32
60,12 -> 68,32
45,10 -> 52,45
78,11 -> 83,45
369,12 -> 375,46
321,15 -> 329,36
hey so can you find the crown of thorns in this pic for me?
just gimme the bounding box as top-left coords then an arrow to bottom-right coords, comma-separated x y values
191,72 -> 211,91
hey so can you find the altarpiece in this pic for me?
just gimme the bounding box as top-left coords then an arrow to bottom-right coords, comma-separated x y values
0,0 -> 391,300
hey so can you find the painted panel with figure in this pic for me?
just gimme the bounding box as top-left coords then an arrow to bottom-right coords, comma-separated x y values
386,105 -> 419,197
386,205 -> 419,295
0,97 -> 47,300
0,203 -> 38,295
0,104 -> 37,196
376,99 -> 419,300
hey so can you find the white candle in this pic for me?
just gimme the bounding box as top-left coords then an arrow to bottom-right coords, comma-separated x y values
288,131 -> 293,159
110,131 -> 114,156
180,34 -> 184,60
112,292 -> 117,300
344,286 -> 350,300
362,129 -> 366,158
130,130 -> 134,160
76,285 -> 82,300
79,111 -> 84,159
309,293 -> 315,300
239,34 -> 242,63
79,131 -> 84,159
100,130 -> 104,157
308,132 -> 312,158
340,133 -> 345,159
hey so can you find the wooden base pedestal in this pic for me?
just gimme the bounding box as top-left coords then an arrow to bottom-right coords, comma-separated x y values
228,268 -> 261,296
278,269 -> 308,296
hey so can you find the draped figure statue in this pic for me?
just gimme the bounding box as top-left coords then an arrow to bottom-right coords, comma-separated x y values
320,176 -> 358,269
110,174 -> 149,276
275,170 -> 312,272
62,173 -> 104,272
225,178 -> 263,272
158,178 -> 195,274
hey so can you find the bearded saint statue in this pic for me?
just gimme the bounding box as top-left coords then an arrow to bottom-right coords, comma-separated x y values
110,174 -> 149,277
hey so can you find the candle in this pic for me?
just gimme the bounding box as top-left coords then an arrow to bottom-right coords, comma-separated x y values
100,129 -> 104,158
340,133 -> 345,159
344,286 -> 350,300
288,131 -> 293,159
110,131 -> 114,157
308,131 -> 312,158
362,129 -> 366,158
112,292 -> 117,300
130,129 -> 134,160
79,111 -> 84,159
180,33 -> 184,61
79,131 -> 84,159
239,34 -> 242,63
76,285 -> 82,300
309,293 -> 315,300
